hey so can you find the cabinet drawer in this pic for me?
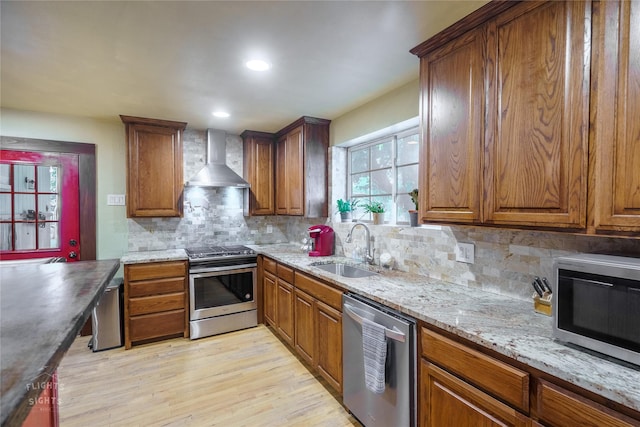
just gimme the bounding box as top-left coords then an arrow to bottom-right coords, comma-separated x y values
129,309 -> 185,342
294,272 -> 343,311
277,263 -> 294,283
129,292 -> 185,316
537,379 -> 637,427
128,277 -> 185,297
126,261 -> 186,281
421,328 -> 529,412
263,257 -> 277,274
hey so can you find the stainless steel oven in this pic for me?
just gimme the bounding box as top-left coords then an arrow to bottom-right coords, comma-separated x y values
187,246 -> 257,339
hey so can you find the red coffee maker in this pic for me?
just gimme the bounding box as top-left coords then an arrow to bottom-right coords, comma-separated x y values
308,225 -> 334,257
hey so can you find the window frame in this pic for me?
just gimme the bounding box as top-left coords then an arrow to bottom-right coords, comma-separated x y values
347,126 -> 419,224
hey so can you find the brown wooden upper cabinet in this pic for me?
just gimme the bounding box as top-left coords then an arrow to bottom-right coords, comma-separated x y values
275,117 -> 330,217
589,0 -> 640,234
243,116 -> 329,218
414,1 -> 591,230
121,115 -> 186,218
241,130 -> 275,216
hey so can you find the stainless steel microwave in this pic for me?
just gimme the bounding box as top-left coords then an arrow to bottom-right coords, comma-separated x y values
553,254 -> 640,366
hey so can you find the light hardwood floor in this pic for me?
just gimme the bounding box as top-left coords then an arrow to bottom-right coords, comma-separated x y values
58,325 -> 361,426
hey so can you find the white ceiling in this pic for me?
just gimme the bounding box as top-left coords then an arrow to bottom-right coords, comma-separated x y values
1,1 -> 487,134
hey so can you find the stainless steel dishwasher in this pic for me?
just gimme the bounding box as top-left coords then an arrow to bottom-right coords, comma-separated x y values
342,293 -> 416,427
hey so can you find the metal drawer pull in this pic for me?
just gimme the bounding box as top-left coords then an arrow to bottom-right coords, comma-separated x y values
344,304 -> 406,343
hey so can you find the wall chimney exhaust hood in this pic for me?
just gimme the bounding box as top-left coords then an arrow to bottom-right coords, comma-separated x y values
186,129 -> 250,188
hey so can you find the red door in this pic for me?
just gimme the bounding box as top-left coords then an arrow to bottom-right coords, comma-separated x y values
0,150 -> 80,262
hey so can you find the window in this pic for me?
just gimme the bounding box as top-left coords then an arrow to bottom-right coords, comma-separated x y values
348,128 -> 419,223
0,162 -> 60,251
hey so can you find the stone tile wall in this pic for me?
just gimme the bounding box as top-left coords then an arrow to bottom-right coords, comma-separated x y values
129,128 -> 640,302
127,129 -> 323,251
331,221 -> 640,301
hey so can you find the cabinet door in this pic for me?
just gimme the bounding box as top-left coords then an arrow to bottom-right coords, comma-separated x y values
315,300 -> 342,393
484,1 -> 589,228
124,119 -> 185,218
420,360 -> 530,427
285,126 -> 304,215
420,25 -> 485,223
263,271 -> 277,327
275,127 -> 304,216
590,0 -> 640,232
275,135 -> 289,215
276,279 -> 295,346
243,132 -> 275,215
294,288 -> 316,365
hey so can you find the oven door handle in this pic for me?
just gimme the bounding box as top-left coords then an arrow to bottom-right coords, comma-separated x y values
189,263 -> 257,275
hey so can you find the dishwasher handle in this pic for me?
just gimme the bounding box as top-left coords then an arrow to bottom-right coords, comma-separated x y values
344,303 -> 406,343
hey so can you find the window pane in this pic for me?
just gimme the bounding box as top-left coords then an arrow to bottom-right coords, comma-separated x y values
396,194 -> 413,223
371,169 -> 392,195
15,222 -> 36,250
352,197 -> 369,221
371,141 -> 392,169
0,224 -> 11,250
351,172 -> 370,196
38,195 -> 59,221
0,164 -> 10,192
372,195 -> 392,216
38,166 -> 58,192
0,194 -> 10,220
14,194 -> 35,220
397,134 -> 420,166
397,164 -> 419,193
14,165 -> 35,193
38,222 -> 59,249
351,148 -> 369,173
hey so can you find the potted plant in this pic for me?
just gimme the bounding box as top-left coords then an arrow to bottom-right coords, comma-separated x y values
336,198 -> 357,223
363,201 -> 385,225
409,188 -> 419,227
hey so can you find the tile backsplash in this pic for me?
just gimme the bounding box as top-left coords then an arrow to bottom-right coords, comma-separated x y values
332,221 -> 640,301
128,128 -> 640,302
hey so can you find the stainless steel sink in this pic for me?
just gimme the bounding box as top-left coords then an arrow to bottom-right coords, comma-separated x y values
312,262 -> 377,278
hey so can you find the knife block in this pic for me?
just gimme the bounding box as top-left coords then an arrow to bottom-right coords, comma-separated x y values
532,293 -> 552,316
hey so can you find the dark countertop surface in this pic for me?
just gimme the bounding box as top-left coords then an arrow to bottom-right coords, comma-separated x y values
0,259 -> 119,427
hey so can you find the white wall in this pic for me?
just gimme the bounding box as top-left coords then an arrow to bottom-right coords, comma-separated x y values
1,108 -> 128,261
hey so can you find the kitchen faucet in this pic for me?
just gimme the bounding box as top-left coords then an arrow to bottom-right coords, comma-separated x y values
345,222 -> 374,264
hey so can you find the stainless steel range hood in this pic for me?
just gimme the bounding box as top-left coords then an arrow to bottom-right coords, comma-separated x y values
186,129 -> 250,188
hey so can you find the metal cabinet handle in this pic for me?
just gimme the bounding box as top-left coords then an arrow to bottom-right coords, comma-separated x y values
344,304 -> 406,343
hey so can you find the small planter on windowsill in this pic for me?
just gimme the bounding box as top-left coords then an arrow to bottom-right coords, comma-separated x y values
408,188 -> 419,227
363,201 -> 385,225
337,199 -> 358,223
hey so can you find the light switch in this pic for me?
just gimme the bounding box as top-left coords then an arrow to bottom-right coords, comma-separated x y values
107,194 -> 125,206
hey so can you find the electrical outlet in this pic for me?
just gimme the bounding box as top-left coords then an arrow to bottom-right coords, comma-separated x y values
455,242 -> 475,264
107,194 -> 125,206
266,225 -> 273,234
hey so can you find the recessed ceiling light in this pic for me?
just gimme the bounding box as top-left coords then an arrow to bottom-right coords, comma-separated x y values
245,59 -> 271,71
212,111 -> 230,118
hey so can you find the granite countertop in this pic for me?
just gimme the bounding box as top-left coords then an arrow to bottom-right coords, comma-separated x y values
0,259 -> 120,427
120,249 -> 188,264
250,243 -> 640,413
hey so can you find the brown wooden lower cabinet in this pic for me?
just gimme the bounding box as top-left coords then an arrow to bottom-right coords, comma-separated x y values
262,270 -> 277,327
276,278 -> 295,347
421,360 -> 530,427
124,260 -> 188,349
294,288 -> 316,365
537,379 -> 638,427
315,299 -> 342,393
